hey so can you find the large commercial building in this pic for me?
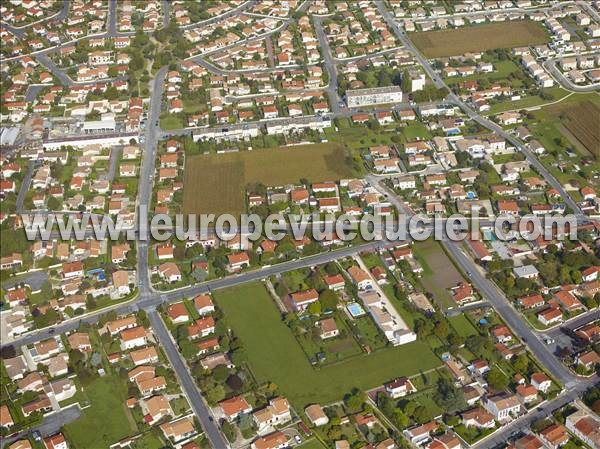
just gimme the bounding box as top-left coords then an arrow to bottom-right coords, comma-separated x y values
345,86 -> 404,107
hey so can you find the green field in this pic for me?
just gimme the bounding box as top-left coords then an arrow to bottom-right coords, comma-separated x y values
414,240 -> 465,309
64,375 -> 136,448
448,314 -> 480,338
183,143 -> 355,215
411,21 -> 549,58
214,282 -> 440,408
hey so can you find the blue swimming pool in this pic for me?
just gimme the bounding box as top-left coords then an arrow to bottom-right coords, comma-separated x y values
483,230 -> 498,241
347,302 -> 366,317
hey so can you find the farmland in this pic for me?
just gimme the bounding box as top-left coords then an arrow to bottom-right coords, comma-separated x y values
410,21 -> 549,58
547,100 -> 600,158
214,281 -> 440,409
413,240 -> 465,309
182,143 -> 355,215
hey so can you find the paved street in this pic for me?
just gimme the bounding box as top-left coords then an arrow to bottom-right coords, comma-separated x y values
314,16 -> 342,113
0,405 -> 81,449
148,311 -> 229,449
15,160 -> 35,213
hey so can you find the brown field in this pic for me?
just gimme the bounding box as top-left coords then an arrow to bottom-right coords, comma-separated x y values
183,143 -> 355,215
549,100 -> 600,158
410,21 -> 549,58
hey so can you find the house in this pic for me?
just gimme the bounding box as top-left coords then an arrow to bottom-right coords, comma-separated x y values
347,266 -> 373,290
317,318 -> 339,339
120,326 -> 148,351
43,433 -> 68,449
428,432 -> 462,449
566,409 -> 600,449
553,290 -> 584,312
404,422 -> 439,445
194,294 -> 215,315
538,307 -> 563,326
517,294 -> 545,310
141,395 -> 173,425
67,332 -> 92,352
461,407 -> 495,429
160,417 -> 196,444
513,265 -> 539,279
62,261 -> 84,279
539,423 -> 569,449
251,431 -> 289,449
516,384 -> 538,404
450,282 -> 474,305
220,395 -> 252,421
491,325 -> 512,343
576,350 -> 600,371
305,404 -> 329,427
385,377 -> 416,399
167,303 -> 189,324
483,393 -> 521,421
187,316 -> 215,339
289,289 -> 319,312
531,373 -> 552,393
137,376 -> 167,396
324,274 -> 345,291
227,252 -> 250,271
515,434 -> 544,449
107,316 -> 137,335
252,397 -> 292,434
497,111 -> 521,125
159,263 -> 182,283
130,347 -> 159,366
582,266 -> 600,283
0,404 -> 14,428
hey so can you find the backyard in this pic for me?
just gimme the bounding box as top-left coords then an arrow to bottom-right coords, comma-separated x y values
183,143 -> 356,215
214,281 -> 440,408
413,240 -> 465,309
64,375 -> 136,448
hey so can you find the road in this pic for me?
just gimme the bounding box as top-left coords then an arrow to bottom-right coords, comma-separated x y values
443,237 -> 577,386
473,376 -> 597,449
137,66 -> 168,297
148,310 -> 229,449
15,160 -> 35,213
0,404 -> 81,449
313,16 -> 342,113
542,57 -> 600,93
376,0 -> 584,217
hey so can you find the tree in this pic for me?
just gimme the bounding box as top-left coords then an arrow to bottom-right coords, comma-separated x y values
319,290 -> 338,311
512,354 -> 529,373
307,301 -> 322,315
487,367 -> 508,391
434,377 -> 466,413
206,385 -> 226,405
213,365 -> 230,383
401,69 -> 411,93
221,420 -> 237,442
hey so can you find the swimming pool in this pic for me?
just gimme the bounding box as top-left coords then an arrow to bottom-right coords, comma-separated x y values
483,229 -> 498,241
347,302 -> 366,317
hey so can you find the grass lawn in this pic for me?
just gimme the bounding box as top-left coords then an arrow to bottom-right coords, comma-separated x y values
448,314 -> 479,338
215,282 -> 440,408
410,21 -> 549,58
160,114 -> 184,130
413,240 -> 464,310
297,438 -> 328,449
183,143 -> 356,215
486,87 -> 570,115
64,375 -> 136,448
